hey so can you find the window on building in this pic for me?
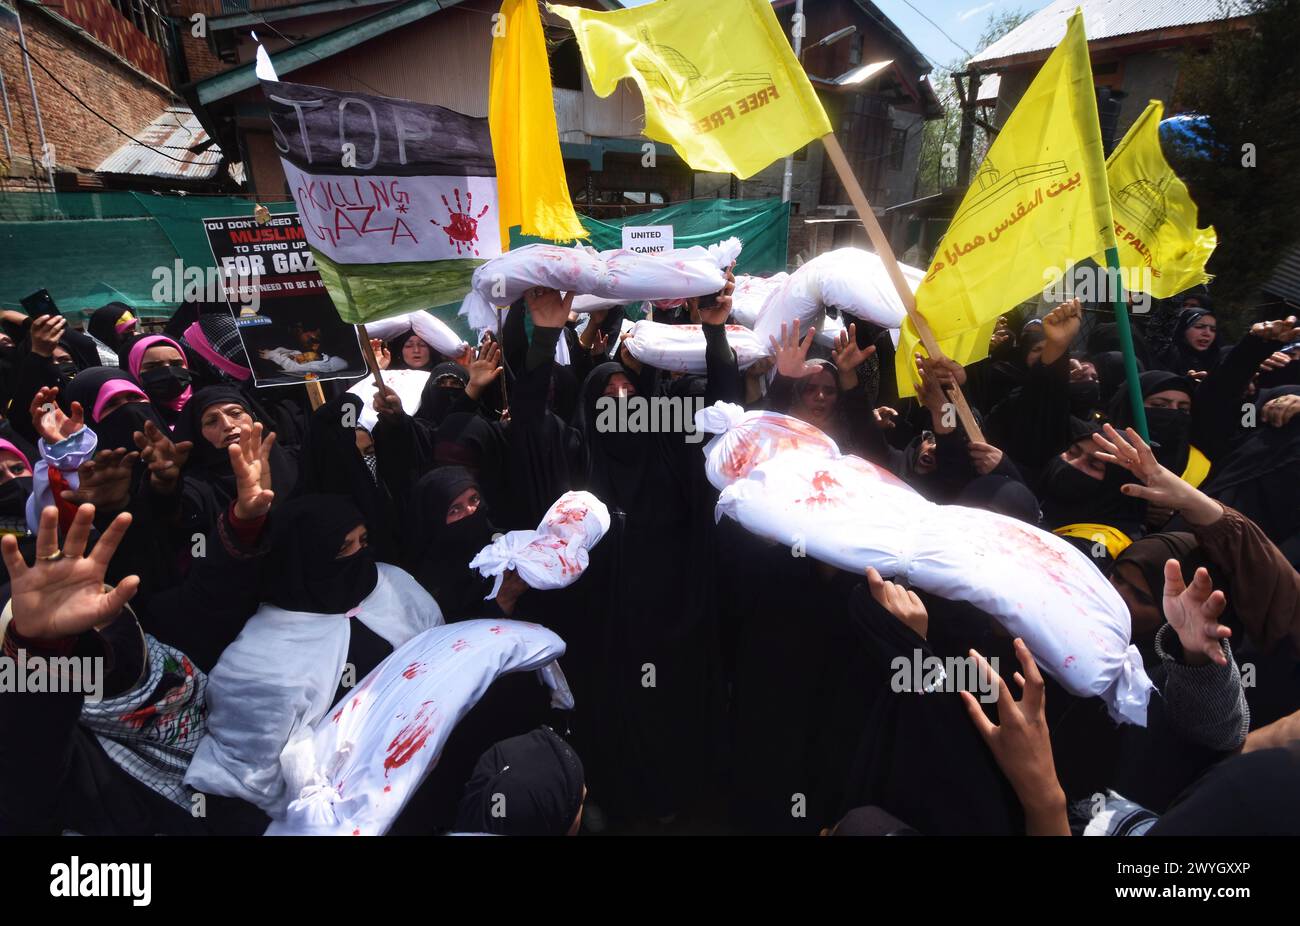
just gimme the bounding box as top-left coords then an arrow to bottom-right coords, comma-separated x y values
849,34 -> 864,67
108,0 -> 171,48
888,127 -> 908,171
548,31 -> 585,92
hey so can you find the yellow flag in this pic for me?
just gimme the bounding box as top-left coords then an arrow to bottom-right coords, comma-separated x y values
1101,100 -> 1215,297
547,0 -> 831,179
490,0 -> 587,247
896,10 -> 1114,396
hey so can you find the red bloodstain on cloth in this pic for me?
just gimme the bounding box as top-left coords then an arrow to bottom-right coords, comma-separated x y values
384,700 -> 437,777
402,662 -> 425,679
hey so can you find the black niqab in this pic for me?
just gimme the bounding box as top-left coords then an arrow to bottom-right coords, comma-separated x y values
263,494 -> 377,614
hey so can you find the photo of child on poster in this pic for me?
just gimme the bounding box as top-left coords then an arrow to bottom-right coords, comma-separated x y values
203,213 -> 366,386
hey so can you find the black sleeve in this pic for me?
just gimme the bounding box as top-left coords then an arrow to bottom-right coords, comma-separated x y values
5,349 -> 62,445
987,354 -> 1071,472
1192,334 -> 1275,463
0,630 -> 103,833
137,506 -> 271,672
702,322 -> 743,406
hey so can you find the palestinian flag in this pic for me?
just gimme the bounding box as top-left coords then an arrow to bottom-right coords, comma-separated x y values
260,77 -> 500,324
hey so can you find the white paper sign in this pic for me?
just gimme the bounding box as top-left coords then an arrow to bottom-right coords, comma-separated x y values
621,225 -> 674,254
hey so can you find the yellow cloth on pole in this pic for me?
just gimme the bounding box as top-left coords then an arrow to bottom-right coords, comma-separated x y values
547,0 -> 831,179
896,11 -> 1115,396
1099,100 -> 1216,298
490,0 -> 588,248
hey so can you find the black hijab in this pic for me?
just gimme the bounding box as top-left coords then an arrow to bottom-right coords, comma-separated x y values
415,362 -> 470,427
406,466 -> 496,619
263,494 -> 378,614
1158,308 -> 1223,375
386,330 -> 439,371
295,393 -> 395,562
454,726 -> 585,835
1109,370 -> 1196,472
87,302 -> 137,353
1037,417 -> 1146,538
175,385 -> 296,520
572,361 -> 655,505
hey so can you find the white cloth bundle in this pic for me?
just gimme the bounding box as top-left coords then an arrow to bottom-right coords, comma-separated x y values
695,404 -> 1153,725
459,238 -> 741,331
694,401 -> 843,486
469,491 -> 611,598
357,311 -> 469,360
346,368 -> 430,433
623,320 -> 770,373
266,619 -> 569,836
729,273 -> 788,328
184,565 -> 444,815
751,248 -> 924,347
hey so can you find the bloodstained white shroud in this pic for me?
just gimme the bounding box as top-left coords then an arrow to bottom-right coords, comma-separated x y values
267,619 -> 571,836
694,402 -> 1153,726
470,491 -> 612,598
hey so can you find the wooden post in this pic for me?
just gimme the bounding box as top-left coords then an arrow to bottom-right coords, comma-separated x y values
820,132 -> 986,442
304,380 -> 326,410
495,306 -> 509,418
356,323 -> 386,391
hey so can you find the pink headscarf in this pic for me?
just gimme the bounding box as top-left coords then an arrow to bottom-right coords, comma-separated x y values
127,335 -> 192,412
0,439 -> 32,472
92,380 -> 149,423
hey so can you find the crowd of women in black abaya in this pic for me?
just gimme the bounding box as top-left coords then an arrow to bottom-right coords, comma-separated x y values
1,286 -> 1299,837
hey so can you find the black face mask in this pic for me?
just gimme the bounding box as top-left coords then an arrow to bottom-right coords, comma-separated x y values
55,360 -> 78,380
0,476 -> 32,517
140,366 -> 192,403
1145,407 -> 1192,470
94,401 -> 166,453
1068,380 -> 1101,417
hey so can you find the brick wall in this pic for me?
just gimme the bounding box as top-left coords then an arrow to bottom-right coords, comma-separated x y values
169,0 -> 226,82
1,9 -> 174,181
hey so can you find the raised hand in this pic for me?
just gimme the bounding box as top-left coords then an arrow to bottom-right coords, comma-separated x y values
1040,298 -> 1082,365
66,448 -> 140,512
617,332 -> 642,375
989,315 -> 1012,352
1161,559 -> 1231,667
30,386 -> 84,445
372,384 -> 404,421
968,440 -> 1004,476
465,339 -> 504,401
132,419 -> 192,495
961,639 -> 1068,836
524,287 -> 574,329
832,322 -> 876,391
29,314 -> 66,359
1258,351 -> 1294,375
1262,392 -> 1300,428
866,566 -> 927,640
914,353 -> 966,432
369,338 -> 391,371
1250,316 -> 1300,343
1090,424 -> 1222,525
1,504 -> 140,642
696,265 -> 735,327
768,319 -> 819,379
872,406 -> 898,430
230,421 -> 276,521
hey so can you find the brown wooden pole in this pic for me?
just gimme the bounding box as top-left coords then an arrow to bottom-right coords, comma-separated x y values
820,132 -> 985,442
356,323 -> 386,391
304,379 -> 326,410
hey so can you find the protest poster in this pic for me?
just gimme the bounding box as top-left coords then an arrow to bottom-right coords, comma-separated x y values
621,225 -> 674,254
202,213 -> 366,387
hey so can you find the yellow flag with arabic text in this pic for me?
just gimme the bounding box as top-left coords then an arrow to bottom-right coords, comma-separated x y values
896,10 -> 1115,396
548,0 -> 831,179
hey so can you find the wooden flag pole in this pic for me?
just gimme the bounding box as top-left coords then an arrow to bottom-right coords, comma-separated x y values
304,379 -> 326,410
820,132 -> 986,443
356,323 -> 387,391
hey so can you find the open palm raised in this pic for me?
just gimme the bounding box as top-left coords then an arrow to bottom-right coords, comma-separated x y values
1,504 -> 140,642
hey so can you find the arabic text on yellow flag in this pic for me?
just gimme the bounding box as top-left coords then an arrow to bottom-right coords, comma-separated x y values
1100,100 -> 1215,298
896,10 -> 1115,396
547,0 -> 831,179
489,0 -> 588,247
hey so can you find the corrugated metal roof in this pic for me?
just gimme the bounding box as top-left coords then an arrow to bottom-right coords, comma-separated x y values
969,0 -> 1250,65
97,107 -> 223,181
1262,244 -> 1300,303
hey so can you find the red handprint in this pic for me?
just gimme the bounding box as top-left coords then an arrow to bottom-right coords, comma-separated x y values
431,188 -> 489,256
